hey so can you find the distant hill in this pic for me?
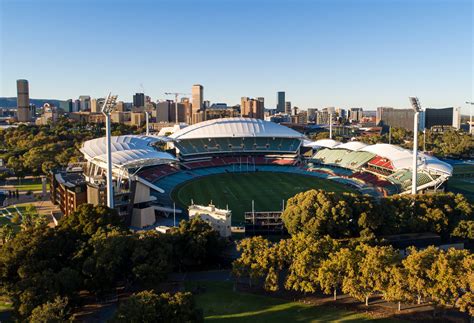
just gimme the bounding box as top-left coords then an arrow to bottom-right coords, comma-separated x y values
0,97 -> 66,108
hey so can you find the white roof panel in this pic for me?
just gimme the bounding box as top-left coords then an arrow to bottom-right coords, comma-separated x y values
310,139 -> 341,148
81,135 -> 177,169
169,117 -> 303,140
337,141 -> 368,151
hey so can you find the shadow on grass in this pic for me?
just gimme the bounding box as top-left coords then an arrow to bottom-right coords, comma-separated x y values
187,281 -> 400,323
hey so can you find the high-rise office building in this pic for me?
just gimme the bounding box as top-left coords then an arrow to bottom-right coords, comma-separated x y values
285,101 -> 292,115
133,93 -> 145,108
335,108 -> 346,119
421,107 -> 461,130
181,98 -> 192,124
79,95 -> 91,111
348,108 -> 363,122
307,108 -> 318,122
90,98 -> 101,113
192,84 -> 204,113
115,101 -> 125,112
156,101 -> 172,122
241,97 -> 264,119
59,99 -> 73,113
276,91 -> 285,113
73,99 -> 81,112
16,79 -> 31,122
376,107 -> 419,131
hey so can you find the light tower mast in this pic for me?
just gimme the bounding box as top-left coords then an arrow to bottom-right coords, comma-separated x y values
409,97 -> 422,195
101,93 -> 118,208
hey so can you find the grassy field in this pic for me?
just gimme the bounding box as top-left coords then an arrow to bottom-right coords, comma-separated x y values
447,164 -> 474,203
2,178 -> 49,192
187,281 -> 398,323
0,204 -> 38,232
172,172 -> 356,225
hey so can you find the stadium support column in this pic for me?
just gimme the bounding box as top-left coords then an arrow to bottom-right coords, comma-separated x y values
105,111 -> 114,207
409,97 -> 422,195
101,93 -> 118,208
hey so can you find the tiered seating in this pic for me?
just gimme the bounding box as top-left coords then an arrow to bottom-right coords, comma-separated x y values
175,137 -> 301,156
351,172 -> 391,187
368,156 -> 394,170
138,164 -> 179,182
388,170 -> 434,191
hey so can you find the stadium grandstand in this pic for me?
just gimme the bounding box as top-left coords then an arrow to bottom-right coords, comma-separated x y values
308,140 -> 452,195
50,117 -> 453,230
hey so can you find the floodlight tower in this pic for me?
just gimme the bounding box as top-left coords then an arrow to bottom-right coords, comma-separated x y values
101,93 -> 118,208
409,97 -> 422,195
466,101 -> 473,136
165,92 -> 190,124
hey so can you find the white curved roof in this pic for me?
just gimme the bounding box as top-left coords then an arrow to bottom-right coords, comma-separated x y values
309,139 -> 341,148
169,117 -> 303,140
81,135 -> 177,169
360,143 -> 452,175
337,141 -> 368,151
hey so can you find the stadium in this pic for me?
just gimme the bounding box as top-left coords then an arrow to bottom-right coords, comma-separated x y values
78,117 -> 453,228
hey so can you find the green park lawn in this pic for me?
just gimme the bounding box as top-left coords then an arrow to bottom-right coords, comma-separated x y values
447,164 -> 474,202
187,281 -> 399,323
171,172 -> 355,225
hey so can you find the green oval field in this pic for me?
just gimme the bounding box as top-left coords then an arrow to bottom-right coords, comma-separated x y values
171,172 -> 356,225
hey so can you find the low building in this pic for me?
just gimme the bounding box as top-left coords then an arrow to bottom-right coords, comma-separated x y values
50,166 -> 87,217
188,203 -> 231,237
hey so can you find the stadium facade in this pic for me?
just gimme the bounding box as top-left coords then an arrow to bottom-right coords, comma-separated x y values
50,117 -> 453,229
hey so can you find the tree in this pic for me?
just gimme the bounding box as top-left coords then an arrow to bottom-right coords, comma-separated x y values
58,204 -> 126,237
342,244 -> 398,306
284,234 -> 339,293
81,229 -> 135,295
383,266 -> 413,311
233,236 -> 271,287
131,231 -> 173,287
427,248 -> 471,308
28,297 -> 69,322
452,220 -> 474,240
111,290 -> 202,323
282,190 -> 359,238
455,253 -> 474,316
170,217 -> 224,270
402,246 -> 440,305
319,248 -> 352,300
0,224 -> 15,245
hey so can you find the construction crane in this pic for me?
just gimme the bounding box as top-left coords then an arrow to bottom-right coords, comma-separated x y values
165,92 -> 191,124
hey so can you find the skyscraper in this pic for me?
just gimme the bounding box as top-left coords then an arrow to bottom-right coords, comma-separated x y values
59,99 -> 73,113
90,98 -> 101,113
133,93 -> 145,108
241,97 -> 264,120
285,101 -> 292,115
79,95 -> 91,111
16,79 -> 31,122
192,84 -> 204,113
348,108 -> 363,122
277,91 -> 285,113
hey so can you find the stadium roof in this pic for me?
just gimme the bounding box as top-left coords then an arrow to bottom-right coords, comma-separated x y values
81,135 -> 177,170
305,139 -> 340,148
337,141 -> 369,151
310,140 -> 452,175
169,117 -> 304,140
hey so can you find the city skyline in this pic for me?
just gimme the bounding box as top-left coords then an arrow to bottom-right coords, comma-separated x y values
1,0 -> 472,109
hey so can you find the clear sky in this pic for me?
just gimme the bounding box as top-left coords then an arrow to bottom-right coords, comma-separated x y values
1,0 -> 472,110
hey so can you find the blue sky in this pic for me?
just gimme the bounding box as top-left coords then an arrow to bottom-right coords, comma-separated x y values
1,0 -> 472,110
